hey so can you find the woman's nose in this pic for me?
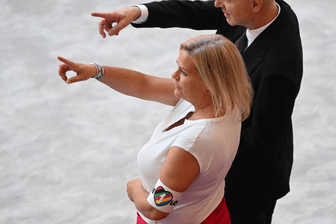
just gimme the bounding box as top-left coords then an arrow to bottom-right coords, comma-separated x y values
171,69 -> 180,80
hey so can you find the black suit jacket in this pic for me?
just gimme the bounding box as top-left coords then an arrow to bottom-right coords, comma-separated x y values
133,0 -> 303,217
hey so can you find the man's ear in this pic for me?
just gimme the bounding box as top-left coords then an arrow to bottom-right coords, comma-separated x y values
250,0 -> 263,13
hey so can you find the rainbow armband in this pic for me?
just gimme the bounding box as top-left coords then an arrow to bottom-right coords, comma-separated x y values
147,179 -> 183,213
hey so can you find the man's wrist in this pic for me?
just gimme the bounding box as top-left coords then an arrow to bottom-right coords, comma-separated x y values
131,5 -> 149,24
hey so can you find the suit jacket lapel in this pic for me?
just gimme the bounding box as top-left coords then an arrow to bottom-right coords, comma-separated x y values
242,1 -> 287,75
217,24 -> 245,44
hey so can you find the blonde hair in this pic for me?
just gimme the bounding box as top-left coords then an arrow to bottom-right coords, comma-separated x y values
180,34 -> 253,121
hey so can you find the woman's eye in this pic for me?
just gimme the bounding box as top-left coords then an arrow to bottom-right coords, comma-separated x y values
181,71 -> 187,76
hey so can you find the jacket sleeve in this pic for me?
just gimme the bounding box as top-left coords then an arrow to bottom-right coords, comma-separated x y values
239,71 -> 298,162
132,0 -> 224,30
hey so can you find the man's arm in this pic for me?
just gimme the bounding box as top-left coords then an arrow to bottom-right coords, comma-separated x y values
91,1 -> 224,37
132,1 -> 224,30
239,73 -> 298,161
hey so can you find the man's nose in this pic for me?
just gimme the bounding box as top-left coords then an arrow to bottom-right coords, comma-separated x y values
214,0 -> 223,8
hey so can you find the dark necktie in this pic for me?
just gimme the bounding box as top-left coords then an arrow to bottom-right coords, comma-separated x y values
238,31 -> 248,53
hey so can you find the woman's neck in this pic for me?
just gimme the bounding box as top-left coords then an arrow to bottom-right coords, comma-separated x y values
189,101 -> 217,120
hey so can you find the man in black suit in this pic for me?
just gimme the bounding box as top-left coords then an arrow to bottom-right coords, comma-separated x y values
92,1 -> 303,223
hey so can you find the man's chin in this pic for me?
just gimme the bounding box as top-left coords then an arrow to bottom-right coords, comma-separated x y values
225,18 -> 235,26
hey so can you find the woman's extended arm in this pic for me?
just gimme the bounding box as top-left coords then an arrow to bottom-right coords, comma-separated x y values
127,146 -> 200,220
57,56 -> 178,106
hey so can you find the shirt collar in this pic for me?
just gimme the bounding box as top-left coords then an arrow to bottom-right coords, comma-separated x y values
246,3 -> 281,47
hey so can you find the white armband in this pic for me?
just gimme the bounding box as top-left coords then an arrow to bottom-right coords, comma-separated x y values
147,179 -> 183,213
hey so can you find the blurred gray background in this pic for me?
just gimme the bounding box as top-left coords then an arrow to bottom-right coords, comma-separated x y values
1,0 -> 335,223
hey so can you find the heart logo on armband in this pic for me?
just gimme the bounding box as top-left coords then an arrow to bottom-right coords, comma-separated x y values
154,186 -> 173,206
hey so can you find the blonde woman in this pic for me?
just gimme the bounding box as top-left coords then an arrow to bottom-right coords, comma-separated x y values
57,34 -> 253,224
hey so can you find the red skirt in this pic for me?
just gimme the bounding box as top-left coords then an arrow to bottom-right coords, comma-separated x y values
136,197 -> 231,224
201,197 -> 231,224
136,212 -> 148,224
